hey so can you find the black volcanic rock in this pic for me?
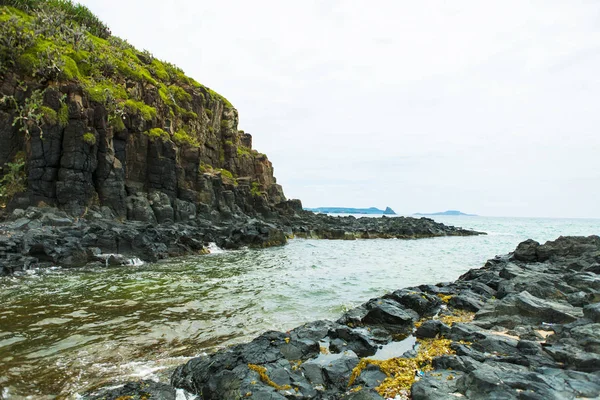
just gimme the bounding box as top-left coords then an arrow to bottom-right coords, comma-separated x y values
110,235 -> 600,400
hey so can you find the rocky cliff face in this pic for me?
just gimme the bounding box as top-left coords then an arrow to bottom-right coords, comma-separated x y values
0,2 -> 286,223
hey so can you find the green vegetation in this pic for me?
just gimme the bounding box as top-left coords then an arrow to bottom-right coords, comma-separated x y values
57,103 -> 68,126
124,99 -> 156,121
1,0 -> 110,38
224,139 -> 234,146
40,106 -> 57,124
197,163 -> 237,185
219,168 -> 234,180
168,84 -> 191,103
250,181 -> 262,197
198,162 -> 212,174
237,145 -> 251,157
0,89 -> 44,138
82,132 -> 95,145
144,127 -> 169,141
220,119 -> 231,130
109,115 -> 125,131
84,79 -> 127,103
173,128 -> 199,147
0,152 -> 26,207
0,0 -> 238,157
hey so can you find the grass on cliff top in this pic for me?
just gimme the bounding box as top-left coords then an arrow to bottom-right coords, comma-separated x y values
0,0 -> 234,115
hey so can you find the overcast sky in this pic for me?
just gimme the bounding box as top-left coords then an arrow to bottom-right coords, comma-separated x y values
81,0 -> 600,218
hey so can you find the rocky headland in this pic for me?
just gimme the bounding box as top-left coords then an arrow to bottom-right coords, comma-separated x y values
0,2 -> 481,275
82,235 -> 600,399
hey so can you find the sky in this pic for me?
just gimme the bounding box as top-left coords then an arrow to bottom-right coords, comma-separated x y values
80,0 -> 600,218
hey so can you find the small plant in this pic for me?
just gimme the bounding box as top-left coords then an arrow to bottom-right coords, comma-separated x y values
84,78 -> 127,103
2,0 -> 111,38
144,127 -> 169,141
218,168 -> 237,186
168,84 -> 191,103
219,168 -> 234,180
173,129 -> 199,147
125,99 -> 156,121
250,181 -> 262,197
0,152 -> 26,207
1,89 -> 45,138
0,15 -> 35,73
82,132 -> 96,145
237,145 -> 250,157
198,162 -> 212,173
40,105 -> 57,124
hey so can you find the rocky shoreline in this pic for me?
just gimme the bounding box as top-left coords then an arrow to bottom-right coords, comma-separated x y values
83,235 -> 600,399
0,205 -> 482,276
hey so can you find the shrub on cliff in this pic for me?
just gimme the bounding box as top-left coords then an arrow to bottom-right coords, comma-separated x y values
0,153 -> 26,207
0,0 -> 110,38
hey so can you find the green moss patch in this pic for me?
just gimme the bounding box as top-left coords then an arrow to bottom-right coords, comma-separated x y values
173,129 -> 199,147
125,100 -> 156,121
144,127 -> 169,141
40,106 -> 57,125
82,132 -> 96,145
84,79 -> 127,103
58,103 -> 69,127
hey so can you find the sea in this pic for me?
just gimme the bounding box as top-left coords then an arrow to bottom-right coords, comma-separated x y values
0,215 -> 598,399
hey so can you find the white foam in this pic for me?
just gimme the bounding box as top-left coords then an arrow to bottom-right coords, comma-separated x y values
125,257 -> 144,267
176,388 -> 199,400
206,242 -> 224,254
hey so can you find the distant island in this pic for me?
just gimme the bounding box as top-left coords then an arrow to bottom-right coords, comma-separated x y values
305,206 -> 396,215
414,210 -> 477,216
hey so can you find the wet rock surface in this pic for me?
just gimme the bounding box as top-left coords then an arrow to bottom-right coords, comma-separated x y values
0,205 -> 482,276
82,235 -> 600,399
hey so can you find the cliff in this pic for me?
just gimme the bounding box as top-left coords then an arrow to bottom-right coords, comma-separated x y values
0,1 -> 286,223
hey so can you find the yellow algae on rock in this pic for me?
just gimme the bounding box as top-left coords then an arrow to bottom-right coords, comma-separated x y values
348,338 -> 456,398
248,364 -> 291,391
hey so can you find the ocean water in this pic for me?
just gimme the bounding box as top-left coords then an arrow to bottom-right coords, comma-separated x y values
0,215 -> 598,398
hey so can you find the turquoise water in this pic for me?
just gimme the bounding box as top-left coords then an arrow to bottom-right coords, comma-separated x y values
0,216 -> 598,398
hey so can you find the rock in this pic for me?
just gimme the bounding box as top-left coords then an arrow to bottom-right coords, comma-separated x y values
83,380 -> 178,399
415,320 -> 448,339
448,291 -> 486,312
511,238 -> 540,262
411,370 -> 464,400
583,303 -> 600,322
360,298 -> 418,332
475,291 -> 583,328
